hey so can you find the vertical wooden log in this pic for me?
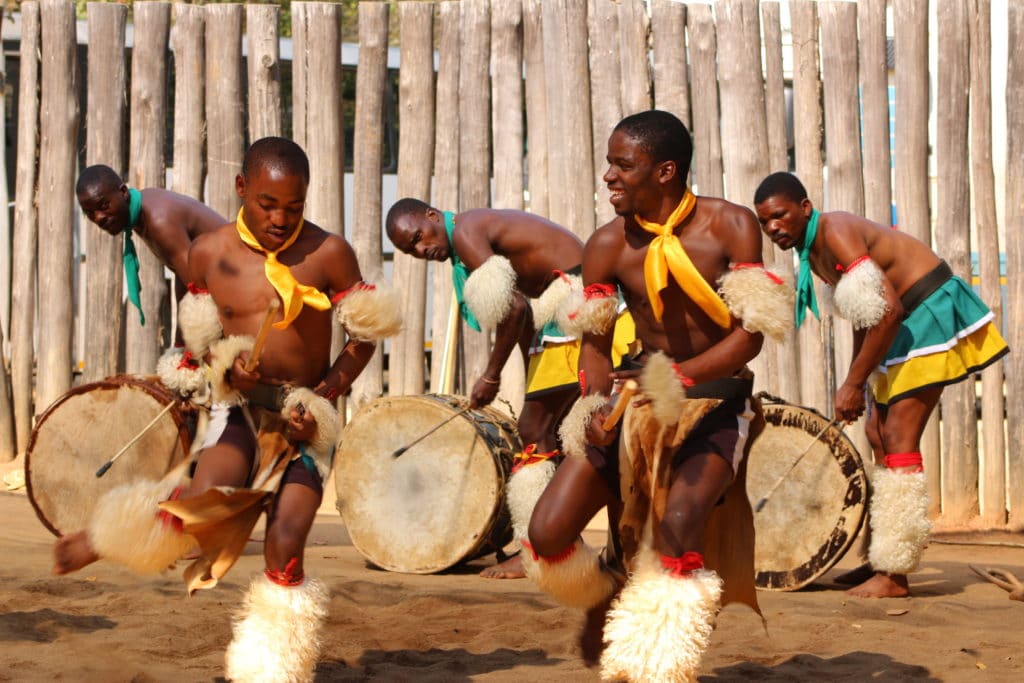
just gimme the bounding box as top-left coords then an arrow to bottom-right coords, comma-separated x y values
652,0 -> 689,131
543,0 -> 594,240
588,0 -> 622,226
429,2 -> 460,393
1005,0 -> 1024,527
686,3 -> 723,198
790,0 -> 828,415
391,2 -> 434,398
10,1 -> 40,454
894,0 -> 940,508
0,36 -> 11,459
970,0 -> 1006,527
36,0 -> 78,411
523,0 -> 549,218
246,3 -> 282,141
82,3 -> 127,385
858,0 -> 893,226
291,4 -> 309,151
126,2 -> 171,374
350,2 -> 389,407
618,0 -> 651,116
205,4 -> 244,219
172,3 -> 206,200
935,0 -> 977,525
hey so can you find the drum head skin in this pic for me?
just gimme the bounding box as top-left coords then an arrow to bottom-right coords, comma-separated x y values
335,395 -> 519,574
746,401 -> 867,591
26,377 -> 191,537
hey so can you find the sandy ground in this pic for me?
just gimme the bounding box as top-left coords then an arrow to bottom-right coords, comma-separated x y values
0,459 -> 1022,683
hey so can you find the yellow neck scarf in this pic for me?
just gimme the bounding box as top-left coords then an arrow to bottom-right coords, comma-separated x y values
235,207 -> 331,329
634,189 -> 731,328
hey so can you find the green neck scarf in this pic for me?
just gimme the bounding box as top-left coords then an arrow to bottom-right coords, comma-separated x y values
794,208 -> 820,328
124,188 -> 145,326
444,211 -> 481,332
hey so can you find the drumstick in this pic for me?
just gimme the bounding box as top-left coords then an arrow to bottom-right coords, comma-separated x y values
95,401 -> 178,478
601,380 -> 639,431
392,406 -> 471,458
754,417 -> 839,513
244,298 -> 281,373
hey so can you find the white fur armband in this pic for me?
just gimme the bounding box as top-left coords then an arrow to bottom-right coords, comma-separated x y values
558,394 -> 607,460
333,282 -> 404,342
282,388 -> 341,481
156,348 -> 207,398
463,255 -> 517,330
718,264 -> 794,341
834,257 -> 888,329
530,271 -> 580,329
207,335 -> 254,406
867,467 -> 931,574
178,287 -> 222,356
557,283 -> 619,337
640,352 -> 687,427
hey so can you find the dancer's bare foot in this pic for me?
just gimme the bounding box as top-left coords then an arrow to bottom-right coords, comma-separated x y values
833,562 -> 874,585
53,532 -> 100,575
479,554 -> 526,579
580,596 -> 614,667
845,571 -> 909,598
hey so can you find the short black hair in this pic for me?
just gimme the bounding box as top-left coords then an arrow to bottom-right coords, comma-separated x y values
242,136 -> 310,184
754,172 -> 809,205
76,164 -> 123,195
613,110 -> 693,172
385,197 -> 432,239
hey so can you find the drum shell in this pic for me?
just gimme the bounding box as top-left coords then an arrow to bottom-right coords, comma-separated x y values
25,376 -> 192,536
335,394 -> 520,574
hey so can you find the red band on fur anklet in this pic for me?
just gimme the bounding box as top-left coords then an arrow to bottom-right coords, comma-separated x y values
521,540 -> 576,564
265,556 -> 304,586
661,551 -> 705,576
186,282 -> 208,295
884,452 -> 923,472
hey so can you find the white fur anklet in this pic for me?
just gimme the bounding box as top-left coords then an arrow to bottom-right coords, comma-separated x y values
522,538 -> 617,609
601,564 -> 723,683
506,456 -> 557,540
558,394 -> 607,460
225,574 -> 329,683
282,388 -> 341,480
333,282 -> 404,342
867,466 -> 931,574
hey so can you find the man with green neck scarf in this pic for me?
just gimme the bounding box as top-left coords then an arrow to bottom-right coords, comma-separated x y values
754,171 -> 1008,599
76,164 -> 227,321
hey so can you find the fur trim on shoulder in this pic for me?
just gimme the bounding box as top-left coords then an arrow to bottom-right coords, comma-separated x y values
558,394 -> 607,460
334,283 -> 404,342
557,284 -> 618,337
531,272 -> 580,330
87,477 -> 195,575
463,255 -> 518,330
640,352 -> 687,427
718,264 -> 794,341
225,574 -> 329,683
178,290 -> 222,356
282,388 -> 341,481
867,467 -> 931,574
522,538 -> 618,609
507,459 -> 557,540
601,563 -> 723,683
834,258 -> 888,329
156,348 -> 208,399
207,335 -> 254,406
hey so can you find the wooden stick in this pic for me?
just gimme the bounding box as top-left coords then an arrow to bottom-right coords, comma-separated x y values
95,401 -> 178,477
755,417 -> 838,513
392,406 -> 470,458
244,298 -> 280,372
602,379 -> 639,431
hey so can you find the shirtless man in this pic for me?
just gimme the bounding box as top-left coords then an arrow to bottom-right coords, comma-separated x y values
754,171 -> 1008,598
55,138 -> 399,681
386,201 -> 633,579
524,111 -> 789,681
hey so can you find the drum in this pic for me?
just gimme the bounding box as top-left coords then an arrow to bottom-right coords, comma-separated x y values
26,376 -> 192,537
335,394 -> 520,574
746,397 -> 868,591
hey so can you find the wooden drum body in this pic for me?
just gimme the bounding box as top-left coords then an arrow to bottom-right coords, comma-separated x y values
26,376 -> 192,536
746,399 -> 868,591
335,394 -> 520,574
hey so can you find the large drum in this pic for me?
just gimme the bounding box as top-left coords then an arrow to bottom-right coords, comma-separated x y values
26,376 -> 192,536
746,398 -> 868,591
335,394 -> 520,574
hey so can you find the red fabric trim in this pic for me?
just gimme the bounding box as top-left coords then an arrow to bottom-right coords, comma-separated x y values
265,557 -> 304,586
578,369 -> 587,395
156,486 -> 184,532
176,350 -> 200,370
836,254 -> 872,273
731,262 -> 784,284
553,269 -> 572,283
661,551 -> 705,576
884,452 -> 923,472
511,444 -> 560,473
521,540 -> 576,564
331,281 -> 376,304
583,283 -> 617,300
671,363 -> 696,388
186,282 -> 209,295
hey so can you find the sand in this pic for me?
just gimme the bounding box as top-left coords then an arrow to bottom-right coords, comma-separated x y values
0,460 -> 1021,683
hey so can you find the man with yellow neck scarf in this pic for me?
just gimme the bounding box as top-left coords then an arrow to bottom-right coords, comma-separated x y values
523,111 -> 792,682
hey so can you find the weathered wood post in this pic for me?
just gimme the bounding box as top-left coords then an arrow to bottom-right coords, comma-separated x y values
618,0 -> 651,116
894,0 -> 940,512
687,3 -> 724,198
652,0 -> 689,130
390,1 -> 434,398
970,0 -> 1007,527
246,3 -> 282,141
351,1 -> 389,406
588,0 -> 623,225
171,3 -> 206,200
523,0 -> 549,218
36,0 -> 79,411
10,1 -> 40,453
858,0 -> 893,226
82,2 -> 128,384
205,3 -> 244,219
